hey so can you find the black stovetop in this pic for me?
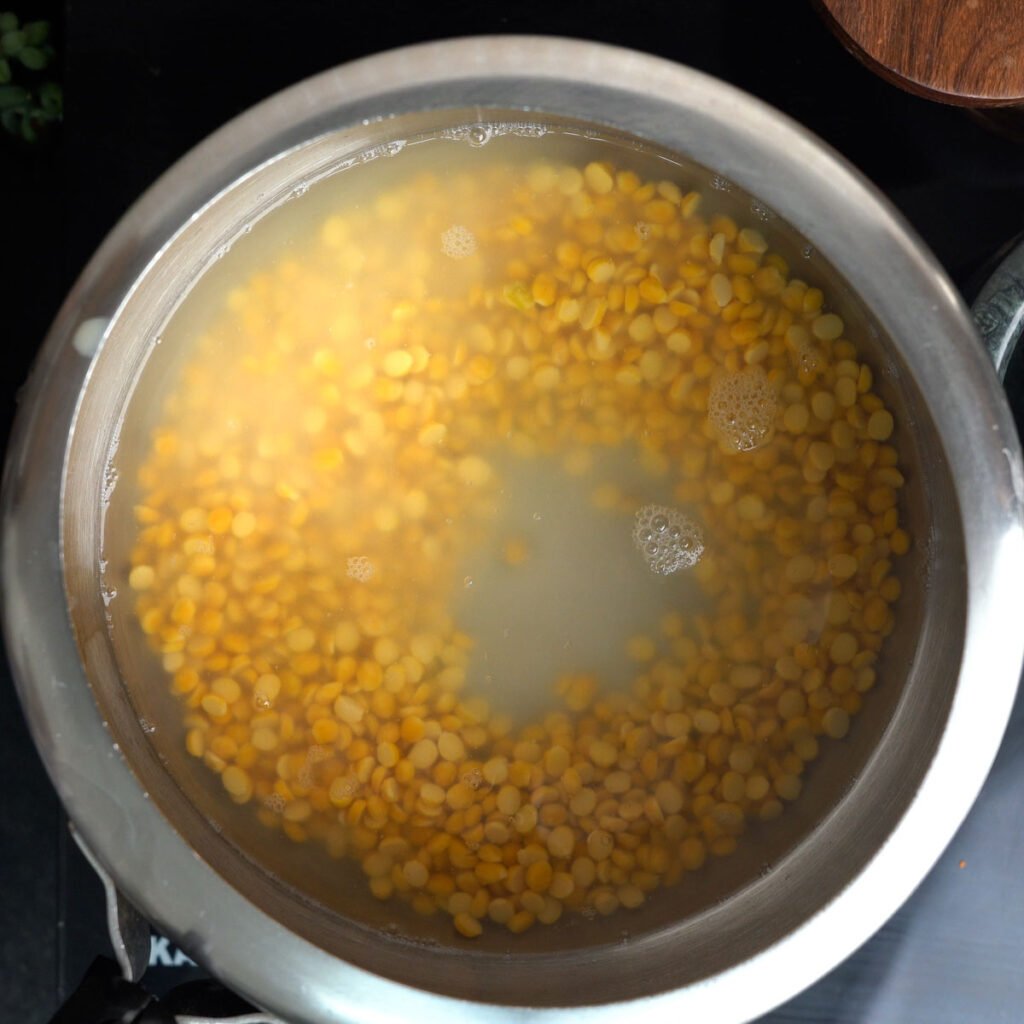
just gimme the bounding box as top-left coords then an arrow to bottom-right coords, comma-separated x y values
2,2 -> 1023,1022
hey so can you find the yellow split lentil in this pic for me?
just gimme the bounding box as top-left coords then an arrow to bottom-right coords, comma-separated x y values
115,136 -> 909,942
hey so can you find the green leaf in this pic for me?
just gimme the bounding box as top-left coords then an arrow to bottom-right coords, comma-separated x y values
20,114 -> 36,142
39,79 -> 61,114
1,28 -> 24,55
0,12 -> 17,33
22,20 -> 47,46
1,106 -> 20,134
0,57 -> 8,83
18,45 -> 45,69
0,83 -> 28,108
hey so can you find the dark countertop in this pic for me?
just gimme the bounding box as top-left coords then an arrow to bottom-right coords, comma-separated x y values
2,2 -> 1023,1021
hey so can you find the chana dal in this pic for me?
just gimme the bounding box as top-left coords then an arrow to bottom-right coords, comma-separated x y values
114,133 -> 907,940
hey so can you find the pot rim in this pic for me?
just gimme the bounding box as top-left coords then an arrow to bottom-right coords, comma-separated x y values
4,35 -> 1023,1024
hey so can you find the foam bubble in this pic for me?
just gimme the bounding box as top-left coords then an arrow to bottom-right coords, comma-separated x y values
632,504 -> 703,575
347,555 -> 375,582
337,776 -> 359,798
634,221 -> 651,241
707,367 -> 778,453
440,224 -> 477,259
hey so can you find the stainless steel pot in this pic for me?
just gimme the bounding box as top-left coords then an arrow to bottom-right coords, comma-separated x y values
4,36 -> 1024,1024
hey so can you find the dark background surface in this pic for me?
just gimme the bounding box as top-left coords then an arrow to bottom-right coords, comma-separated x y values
2,2 -> 1024,1022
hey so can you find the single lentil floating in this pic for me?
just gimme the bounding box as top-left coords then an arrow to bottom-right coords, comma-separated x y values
115,133 -> 910,942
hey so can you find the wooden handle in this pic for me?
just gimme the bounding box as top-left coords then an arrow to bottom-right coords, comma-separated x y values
818,0 -> 1024,107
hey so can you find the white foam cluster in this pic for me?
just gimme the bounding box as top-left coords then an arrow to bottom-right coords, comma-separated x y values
440,224 -> 477,259
346,555 -> 375,582
334,776 -> 359,798
707,367 -> 778,453
263,793 -> 285,814
633,504 -> 704,575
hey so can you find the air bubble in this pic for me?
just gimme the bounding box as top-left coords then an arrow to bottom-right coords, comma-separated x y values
440,225 -> 477,259
710,175 -> 732,192
384,140 -> 406,157
464,576 -> 474,589
253,694 -> 272,711
467,125 -> 493,148
264,793 -> 286,814
464,769 -> 484,790
635,221 -> 651,241
139,717 -> 156,735
101,465 -> 119,503
707,366 -> 778,453
801,244 -> 815,260
633,504 -> 704,575
532,511 -> 542,521
365,337 -> 377,350
750,200 -> 773,222
508,122 -> 547,138
346,556 -> 375,582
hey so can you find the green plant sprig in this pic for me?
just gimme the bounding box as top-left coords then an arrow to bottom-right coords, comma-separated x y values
0,11 -> 62,143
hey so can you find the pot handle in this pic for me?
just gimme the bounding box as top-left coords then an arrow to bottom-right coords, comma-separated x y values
972,236 -> 1024,381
